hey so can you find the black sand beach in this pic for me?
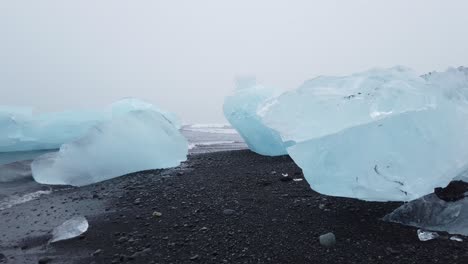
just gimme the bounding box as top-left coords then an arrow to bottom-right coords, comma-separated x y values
1,150 -> 467,264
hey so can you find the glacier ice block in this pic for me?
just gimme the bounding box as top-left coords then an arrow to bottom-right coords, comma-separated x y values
259,67 -> 468,201
32,109 -> 188,186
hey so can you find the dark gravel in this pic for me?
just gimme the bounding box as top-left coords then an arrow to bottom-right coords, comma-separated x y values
2,150 -> 467,263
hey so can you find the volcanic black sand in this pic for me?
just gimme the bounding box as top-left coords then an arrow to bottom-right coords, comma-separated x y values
1,150 -> 467,264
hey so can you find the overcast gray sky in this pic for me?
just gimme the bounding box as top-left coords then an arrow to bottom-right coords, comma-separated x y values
1,0 -> 467,123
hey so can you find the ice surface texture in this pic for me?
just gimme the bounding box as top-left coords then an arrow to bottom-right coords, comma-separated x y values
111,98 -> 182,129
223,78 -> 290,156
227,67 -> 468,201
32,109 -> 188,186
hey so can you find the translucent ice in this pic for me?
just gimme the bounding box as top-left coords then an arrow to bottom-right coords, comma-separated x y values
417,229 -> 440,242
0,98 -> 177,154
384,194 -> 468,236
259,67 -> 436,143
0,107 -> 105,153
32,109 -> 188,186
223,77 -> 290,156
111,97 -> 182,129
254,67 -> 468,201
287,108 -> 468,201
50,216 -> 89,243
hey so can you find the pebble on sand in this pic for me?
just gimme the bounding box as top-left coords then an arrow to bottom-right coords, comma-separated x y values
319,232 -> 336,247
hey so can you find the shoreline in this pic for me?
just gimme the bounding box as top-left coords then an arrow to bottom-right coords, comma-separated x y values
0,150 -> 466,263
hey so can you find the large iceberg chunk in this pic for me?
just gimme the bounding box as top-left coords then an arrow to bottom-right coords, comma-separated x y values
32,109 -> 188,186
287,108 -> 468,201
223,77 -> 290,156
258,67 -> 468,201
0,98 -> 175,154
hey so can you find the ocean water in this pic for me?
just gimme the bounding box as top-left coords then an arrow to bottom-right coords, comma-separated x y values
0,124 -> 246,210
181,124 -> 246,154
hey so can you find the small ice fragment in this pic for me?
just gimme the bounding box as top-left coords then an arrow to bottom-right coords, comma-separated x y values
50,216 -> 89,243
450,236 -> 463,242
417,229 -> 439,241
282,173 -> 289,177
293,178 -> 303,182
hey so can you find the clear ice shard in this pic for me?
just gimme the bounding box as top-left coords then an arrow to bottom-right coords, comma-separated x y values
32,109 -> 188,186
223,77 -> 290,156
417,229 -> 440,242
256,66 -> 468,201
50,216 -> 89,243
383,194 -> 468,236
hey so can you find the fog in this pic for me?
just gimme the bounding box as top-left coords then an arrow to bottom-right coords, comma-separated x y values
1,0 -> 467,123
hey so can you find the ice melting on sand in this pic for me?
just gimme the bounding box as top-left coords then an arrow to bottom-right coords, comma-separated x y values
384,194 -> 468,236
32,109 -> 188,186
50,216 -> 89,243
417,229 -> 440,242
223,77 -> 290,156
0,99 -> 188,186
251,66 -> 468,201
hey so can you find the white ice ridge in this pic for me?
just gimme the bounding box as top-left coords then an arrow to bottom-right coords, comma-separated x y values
226,66 -> 468,201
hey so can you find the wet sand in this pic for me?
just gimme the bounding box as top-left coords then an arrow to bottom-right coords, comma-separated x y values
0,150 -> 467,263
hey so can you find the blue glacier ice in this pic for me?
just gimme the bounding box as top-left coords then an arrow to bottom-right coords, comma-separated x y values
0,98 -> 179,154
111,98 -> 182,129
31,109 -> 188,186
257,67 -> 468,201
0,98 -> 188,186
223,77 -> 291,156
0,107 -> 105,153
